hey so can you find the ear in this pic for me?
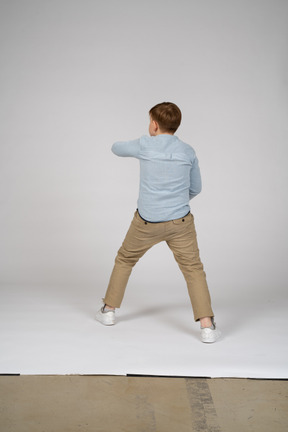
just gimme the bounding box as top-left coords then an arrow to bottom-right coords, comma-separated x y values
153,120 -> 159,131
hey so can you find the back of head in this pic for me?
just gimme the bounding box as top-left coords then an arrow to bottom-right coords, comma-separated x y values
149,102 -> 182,133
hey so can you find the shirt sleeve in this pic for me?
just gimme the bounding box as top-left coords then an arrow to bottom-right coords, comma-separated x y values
111,139 -> 141,158
189,155 -> 202,200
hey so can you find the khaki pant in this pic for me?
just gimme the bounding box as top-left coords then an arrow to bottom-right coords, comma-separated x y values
104,211 -> 214,321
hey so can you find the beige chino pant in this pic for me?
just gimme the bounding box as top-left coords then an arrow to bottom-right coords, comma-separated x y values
104,211 -> 214,321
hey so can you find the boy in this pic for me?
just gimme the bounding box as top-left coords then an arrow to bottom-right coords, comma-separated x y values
96,102 -> 220,343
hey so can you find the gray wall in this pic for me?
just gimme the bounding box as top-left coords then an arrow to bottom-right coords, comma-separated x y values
1,0 -> 287,303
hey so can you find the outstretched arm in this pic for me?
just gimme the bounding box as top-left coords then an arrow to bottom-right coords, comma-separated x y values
112,139 -> 141,158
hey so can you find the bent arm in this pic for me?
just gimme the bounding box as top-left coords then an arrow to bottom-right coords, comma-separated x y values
189,156 -> 202,199
111,139 -> 141,158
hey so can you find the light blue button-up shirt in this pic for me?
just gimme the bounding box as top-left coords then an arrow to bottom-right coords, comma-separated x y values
112,134 -> 202,222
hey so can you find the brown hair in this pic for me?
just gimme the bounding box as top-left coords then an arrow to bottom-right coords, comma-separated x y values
149,102 -> 182,133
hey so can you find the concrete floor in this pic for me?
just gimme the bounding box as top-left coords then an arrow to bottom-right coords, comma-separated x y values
0,376 -> 287,431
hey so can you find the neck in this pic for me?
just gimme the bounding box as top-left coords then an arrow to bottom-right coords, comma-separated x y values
155,131 -> 174,136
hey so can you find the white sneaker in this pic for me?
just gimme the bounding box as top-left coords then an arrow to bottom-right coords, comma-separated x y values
96,305 -> 115,326
201,319 -> 221,343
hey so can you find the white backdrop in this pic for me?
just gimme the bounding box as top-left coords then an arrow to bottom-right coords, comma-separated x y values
1,0 -> 287,312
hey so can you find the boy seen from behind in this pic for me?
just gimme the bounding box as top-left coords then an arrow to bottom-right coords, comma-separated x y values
96,102 -> 221,343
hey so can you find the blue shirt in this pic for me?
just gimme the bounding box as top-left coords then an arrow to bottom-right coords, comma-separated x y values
112,134 -> 202,222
